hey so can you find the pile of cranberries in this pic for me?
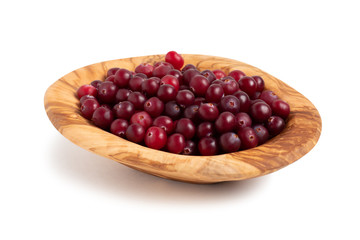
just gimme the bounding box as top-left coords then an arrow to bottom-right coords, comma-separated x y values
77,51 -> 290,156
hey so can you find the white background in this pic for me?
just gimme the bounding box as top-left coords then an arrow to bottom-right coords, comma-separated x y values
1,0 -> 359,239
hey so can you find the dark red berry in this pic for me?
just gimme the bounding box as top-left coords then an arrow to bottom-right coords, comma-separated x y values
219,132 -> 241,153
197,122 -> 215,138
238,127 -> 259,149
201,70 -> 216,83
90,80 -> 102,89
153,116 -> 174,134
194,97 -> 206,106
160,75 -> 180,91
128,76 -> 145,91
220,95 -> 240,114
190,75 -> 210,96
80,98 -> 100,119
113,101 -> 135,120
167,69 -> 183,85
215,112 -> 236,133
198,103 -> 219,121
110,119 -> 129,138
271,99 -> 290,119
114,68 -> 133,88
164,101 -> 182,119
253,124 -> 269,145
167,133 -> 186,154
235,112 -> 252,131
144,97 -> 164,117
130,111 -> 152,129
77,85 -> 97,99
206,84 -> 224,103
259,90 -> 279,105
126,123 -> 145,143
144,126 -> 167,150
153,63 -> 172,78
175,118 -> 195,140
107,67 -> 120,77
228,70 -> 246,81
135,63 -> 154,78
181,64 -> 197,73
105,75 -> 115,83
157,84 -> 177,102
221,77 -> 239,95
212,69 -> 226,79
182,140 -> 196,155
265,116 -> 285,136
128,91 -> 146,110
238,76 -> 257,97
175,90 -> 195,107
141,78 -> 160,97
115,88 -> 131,102
249,101 -> 272,123
252,76 -> 265,92
183,69 -> 201,84
165,51 -> 184,70
183,105 -> 200,122
97,82 -> 118,104
80,95 -> 96,105
198,137 -> 218,156
92,106 -> 114,129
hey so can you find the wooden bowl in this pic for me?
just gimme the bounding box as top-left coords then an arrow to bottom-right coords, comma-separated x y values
44,54 -> 321,183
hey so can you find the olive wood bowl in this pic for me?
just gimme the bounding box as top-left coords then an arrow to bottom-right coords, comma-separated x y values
44,54 -> 322,183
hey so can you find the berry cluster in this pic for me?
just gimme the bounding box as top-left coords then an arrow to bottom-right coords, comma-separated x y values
77,51 -> 290,156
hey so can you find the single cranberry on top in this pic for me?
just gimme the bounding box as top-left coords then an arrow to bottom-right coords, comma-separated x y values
165,51 -> 184,70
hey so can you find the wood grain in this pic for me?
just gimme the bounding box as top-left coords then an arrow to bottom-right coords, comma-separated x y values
44,54 -> 322,183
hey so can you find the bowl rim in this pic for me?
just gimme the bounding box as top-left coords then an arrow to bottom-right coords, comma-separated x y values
44,54 -> 322,183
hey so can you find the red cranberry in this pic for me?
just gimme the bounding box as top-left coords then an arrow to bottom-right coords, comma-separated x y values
206,84 -> 224,103
160,75 -> 180,91
90,80 -> 102,89
220,95 -> 240,114
201,70 -> 217,83
130,111 -> 152,129
107,67 -> 120,77
165,51 -> 184,70
271,99 -> 290,119
113,101 -> 135,120
259,90 -> 279,105
144,126 -> 167,150
219,132 -> 241,153
128,76 -> 145,91
253,124 -> 269,145
182,140 -> 196,155
167,69 -> 183,85
98,82 -> 118,104
176,90 -> 195,107
221,77 -> 239,95
251,91 -> 262,100
249,102 -> 272,123
198,137 -> 218,156
142,78 -> 160,97
164,101 -> 182,119
153,116 -> 174,134
115,88 -> 131,102
80,98 -> 100,119
114,68 -> 133,88
189,75 -> 210,96
198,103 -> 219,121
77,85 -> 97,99
105,75 -> 115,83
135,63 -> 154,78
183,105 -> 200,122
154,61 -> 174,69
126,123 -> 145,143
144,97 -> 164,117
212,69 -> 226,79
80,95 -> 96,105
252,76 -> 265,92
153,64 -> 172,78
157,84 -> 177,102
194,97 -> 206,106
238,127 -> 259,149
110,119 -> 129,138
238,76 -> 258,97
167,133 -> 186,154
92,106 -> 114,129
228,70 -> 246,81
181,64 -> 197,72
215,112 -> 236,133
183,69 -> 201,84
266,116 -> 285,136
197,122 -> 215,138
175,118 -> 195,139
128,91 -> 146,110
235,112 -> 252,131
